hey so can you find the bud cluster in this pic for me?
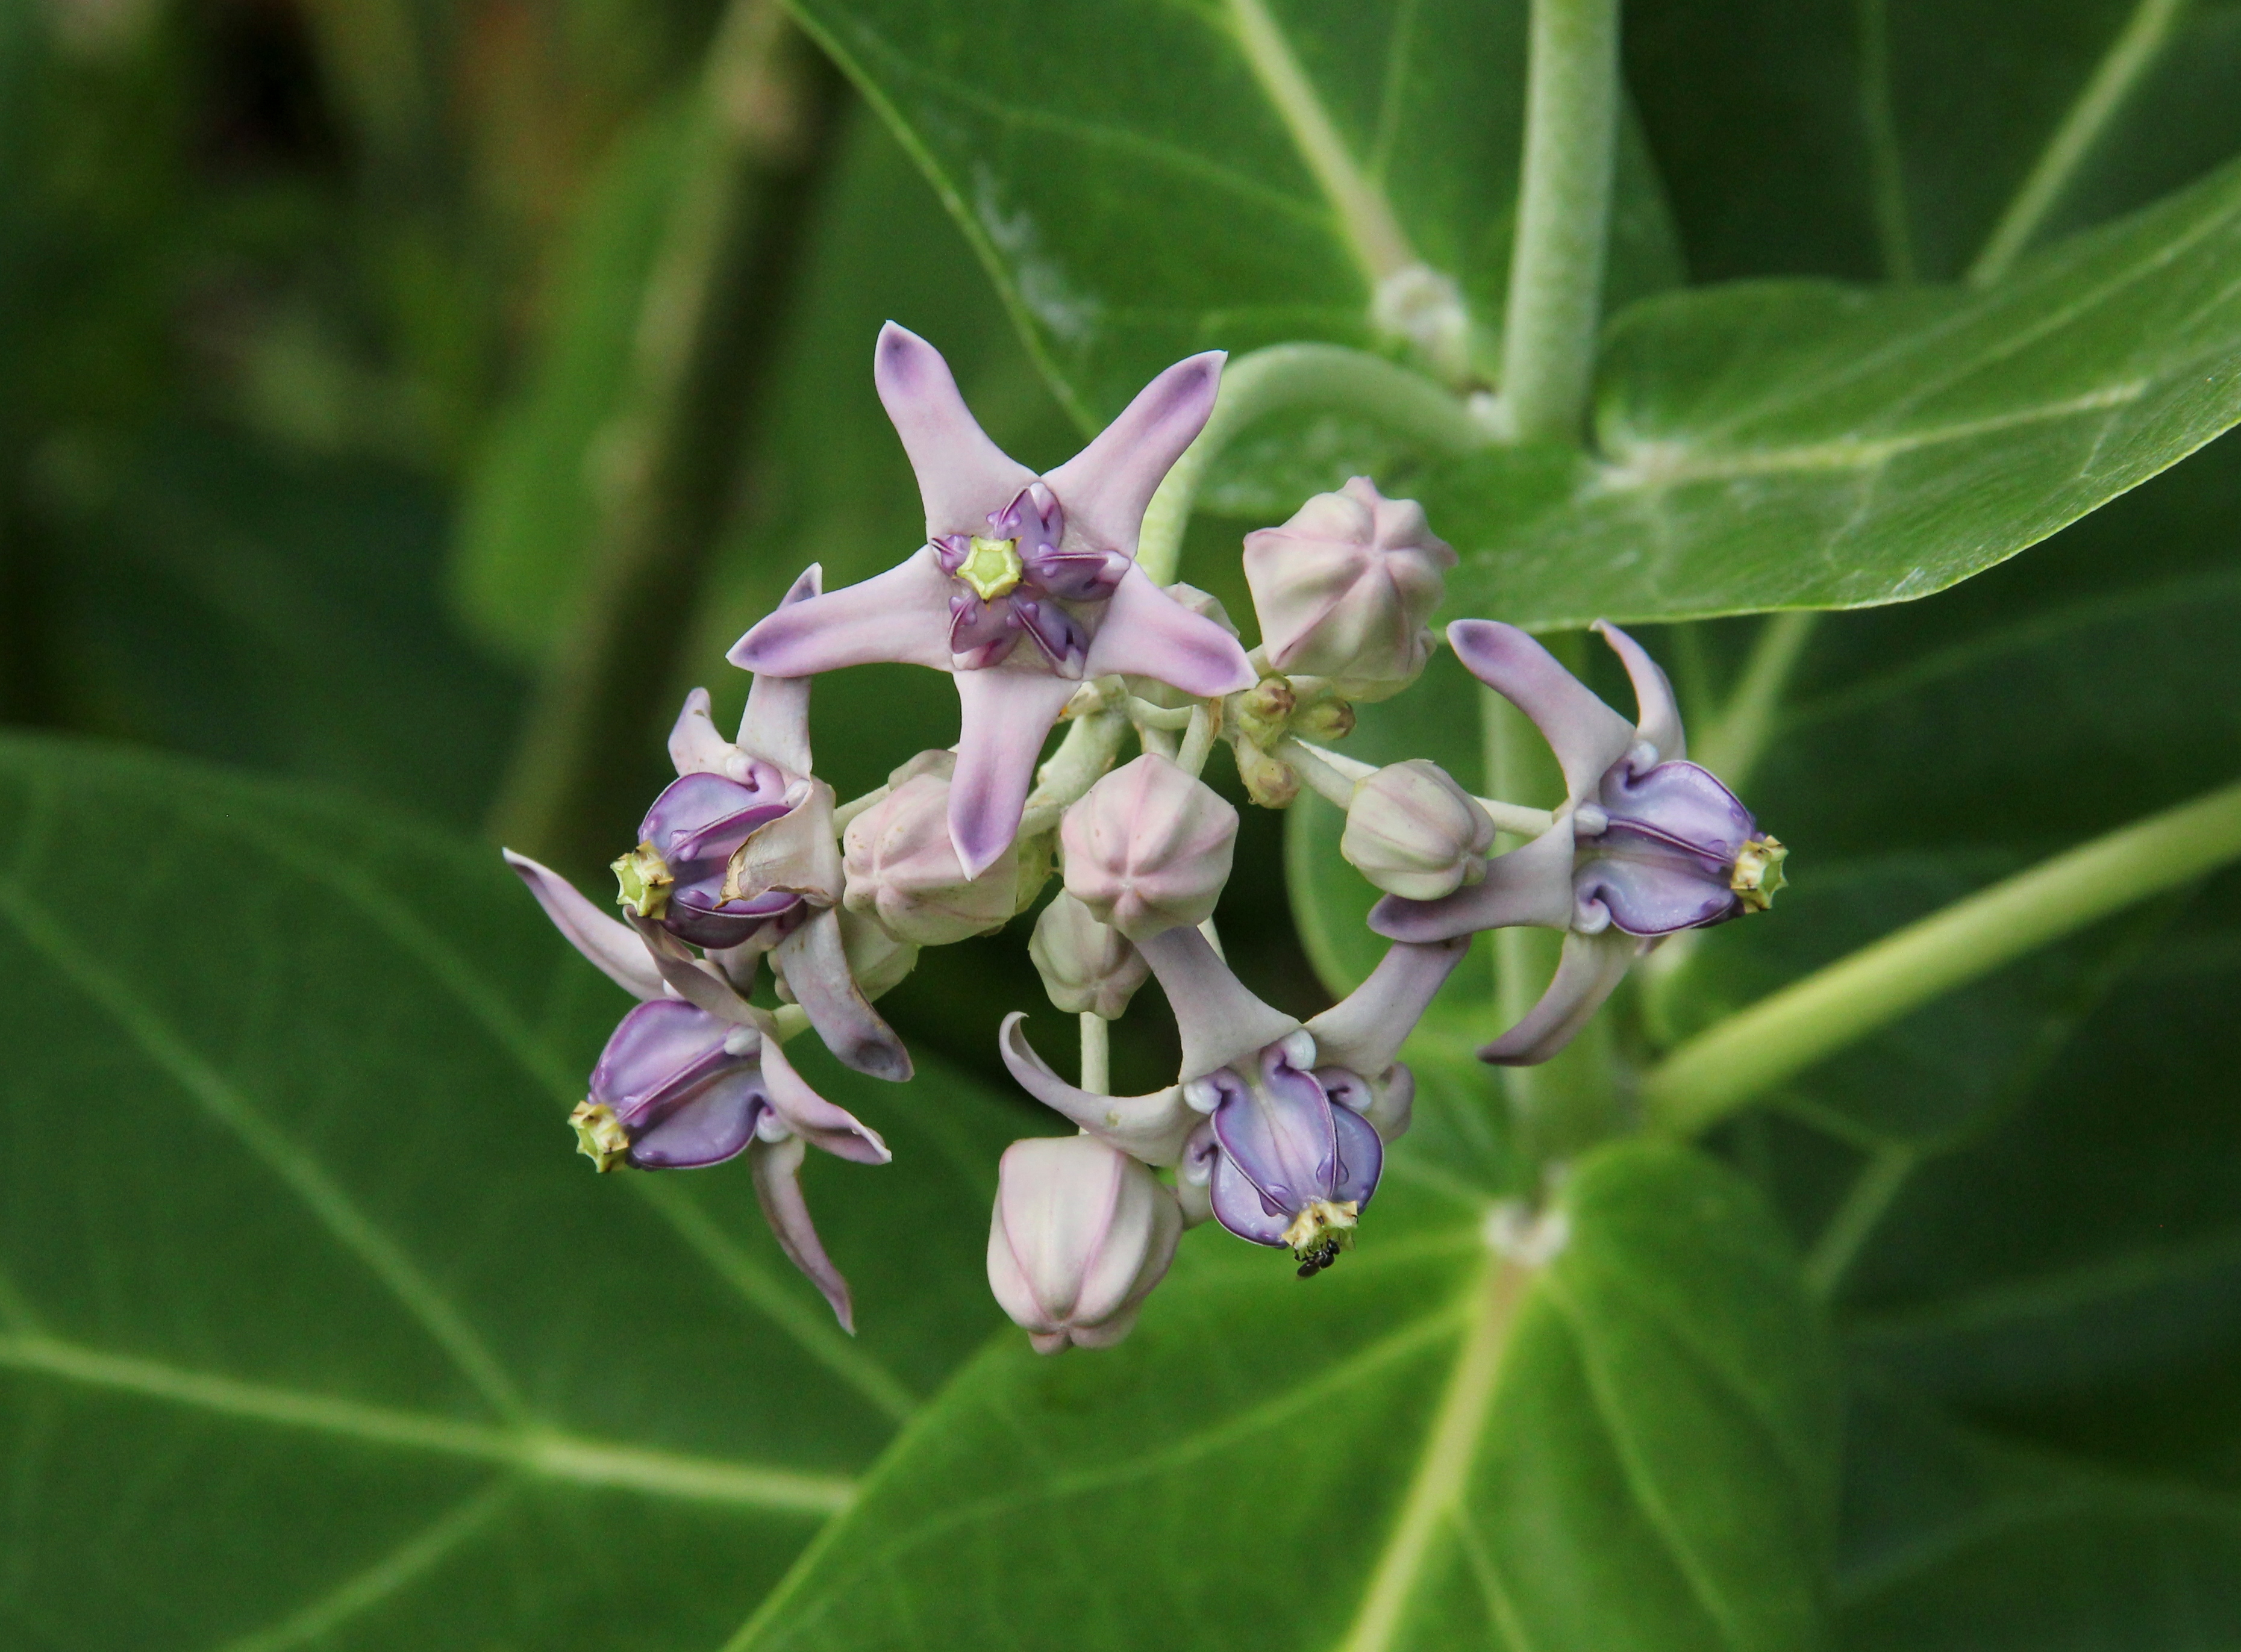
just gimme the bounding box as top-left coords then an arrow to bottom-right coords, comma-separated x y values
505,324 -> 1786,1354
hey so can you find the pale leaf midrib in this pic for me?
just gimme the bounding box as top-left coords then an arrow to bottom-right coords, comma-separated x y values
0,871 -> 528,1426
0,1331 -> 852,1515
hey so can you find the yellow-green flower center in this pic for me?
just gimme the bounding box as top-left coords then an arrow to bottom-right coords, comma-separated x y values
1732,835 -> 1789,911
1282,1197 -> 1361,1263
569,1100 -> 631,1173
611,841 -> 674,918
956,535 -> 1024,600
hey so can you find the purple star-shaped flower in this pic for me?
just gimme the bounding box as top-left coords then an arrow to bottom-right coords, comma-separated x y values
1371,619 -> 1786,1065
728,323 -> 1258,876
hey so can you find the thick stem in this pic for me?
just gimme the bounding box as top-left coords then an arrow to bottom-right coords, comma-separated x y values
1646,776 -> 2241,1136
1078,1012 -> 1110,1095
1498,0 -> 1622,446
487,0 -> 840,876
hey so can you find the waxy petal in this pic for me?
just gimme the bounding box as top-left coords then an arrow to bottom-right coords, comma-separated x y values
590,998 -> 736,1129
503,850 -> 663,1000
998,1012 -> 1196,1165
1598,760 -> 1755,859
1368,819 -> 1578,942
1042,352 -> 1224,559
950,669 -> 1077,877
775,906 -> 912,1082
1136,926 -> 1303,1082
1448,620 -> 1635,804
874,321 -> 1039,538
727,546 -> 957,676
1480,929 -> 1642,1065
757,1032 -> 891,1166
1305,935 -> 1469,1077
1594,620 -> 1684,763
751,1134 -> 855,1332
1211,1053 -> 1337,1213
735,565 -> 822,774
628,1066 -> 764,1169
1577,826 -> 1739,936
731,780 -> 845,908
1329,1101 -> 1385,1208
1085,563 -> 1257,698
630,916 -> 758,1026
1210,1151 -> 1292,1246
667,687 -> 737,778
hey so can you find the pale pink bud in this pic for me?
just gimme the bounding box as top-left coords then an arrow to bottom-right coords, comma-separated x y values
987,1135 -> 1181,1354
1243,477 -> 1455,700
1029,892 -> 1150,1018
842,769 -> 1018,945
1342,759 -> 1495,900
1060,755 -> 1237,941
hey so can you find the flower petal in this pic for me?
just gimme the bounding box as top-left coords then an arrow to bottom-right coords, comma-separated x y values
1480,929 -> 1642,1066
998,1012 -> 1196,1164
1085,563 -> 1257,697
727,546 -> 957,676
873,321 -> 1039,538
667,688 -> 736,778
1367,818 -> 1578,942
735,565 -> 822,773
1577,825 -> 1739,936
1329,1100 -> 1385,1208
628,1067 -> 763,1169
1209,1151 -> 1291,1247
1598,759 -> 1755,858
1448,620 -> 1635,803
1593,620 -> 1684,762
755,1031 -> 891,1165
503,850 -> 663,1000
949,669 -> 1076,877
1042,352 -> 1224,559
750,1134 -> 855,1332
775,906 -> 913,1082
731,782 -> 845,908
628,915 -> 759,1025
1210,1055 -> 1336,1213
1304,935 -> 1469,1077
1135,926 -> 1302,1082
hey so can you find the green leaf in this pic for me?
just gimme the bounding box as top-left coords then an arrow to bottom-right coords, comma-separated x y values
1427,154 -> 2241,626
787,0 -> 1680,423
0,735 -> 1023,1648
450,101 -> 692,663
733,1141 -> 1838,1652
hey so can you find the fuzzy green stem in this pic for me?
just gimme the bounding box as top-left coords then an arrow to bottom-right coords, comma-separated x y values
1078,1012 -> 1110,1095
1136,344 -> 1485,584
1498,0 -> 1622,444
1646,776 -> 2241,1136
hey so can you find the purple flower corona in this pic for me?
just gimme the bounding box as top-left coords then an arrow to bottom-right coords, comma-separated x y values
728,324 -> 1258,877
1372,619 -> 1786,1065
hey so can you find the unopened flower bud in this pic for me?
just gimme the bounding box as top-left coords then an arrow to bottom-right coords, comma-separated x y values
987,1135 -> 1182,1353
843,771 -> 1018,945
1061,755 -> 1237,941
1243,477 -> 1455,700
1234,742 -> 1302,809
1232,676 -> 1296,749
1129,584 -> 1238,710
1292,694 -> 1355,741
1029,892 -> 1150,1018
1341,760 -> 1495,900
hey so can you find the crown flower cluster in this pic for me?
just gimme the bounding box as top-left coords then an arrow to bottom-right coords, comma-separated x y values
505,323 -> 1787,1350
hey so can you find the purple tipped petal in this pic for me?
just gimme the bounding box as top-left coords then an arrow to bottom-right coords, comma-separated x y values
775,907 -> 912,1082
751,1134 -> 855,1332
1305,936 -> 1469,1076
664,877 -> 795,950
640,771 -> 792,865
947,590 -> 1024,669
1210,1151 -> 1292,1246
590,999 -> 736,1130
728,546 -> 957,676
667,688 -> 736,778
1599,759 -> 1755,858
1593,620 -> 1684,762
757,1032 -> 890,1165
734,567 -> 822,773
1211,1052 -> 1336,1214
628,1067 -> 764,1168
629,917 -> 759,1026
1329,1101 -> 1385,1208
1043,352 -> 1224,558
1368,820 -> 1578,942
1480,930 -> 1642,1065
874,322 -> 1039,538
1577,826 -> 1739,936
1085,564 -> 1257,697
949,670 -> 1076,877
1011,595 -> 1090,675
1136,926 -> 1303,1081
503,850 -> 663,1000
1448,620 -> 1635,804
998,1012 -> 1196,1164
